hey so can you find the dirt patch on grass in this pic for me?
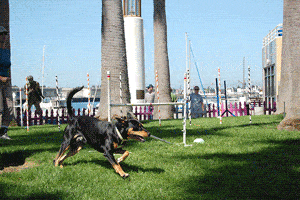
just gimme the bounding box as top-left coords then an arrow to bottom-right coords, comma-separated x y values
277,116 -> 300,131
0,160 -> 39,174
0,151 -> 39,174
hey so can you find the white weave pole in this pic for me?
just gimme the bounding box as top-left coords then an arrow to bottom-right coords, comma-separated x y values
25,77 -> 29,132
155,70 -> 161,126
218,67 -> 222,124
183,73 -> 187,146
248,65 -> 252,124
19,87 -> 23,127
55,76 -> 61,131
119,72 -> 123,115
107,71 -> 111,122
87,73 -> 91,115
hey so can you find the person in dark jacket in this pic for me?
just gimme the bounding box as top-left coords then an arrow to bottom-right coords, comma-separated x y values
0,26 -> 13,140
25,75 -> 44,113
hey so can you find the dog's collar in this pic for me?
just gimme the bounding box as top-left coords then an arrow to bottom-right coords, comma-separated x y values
115,127 -> 124,141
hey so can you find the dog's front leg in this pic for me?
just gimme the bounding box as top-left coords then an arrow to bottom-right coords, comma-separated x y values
115,149 -> 130,163
104,149 -> 129,178
112,163 -> 129,178
54,142 -> 70,167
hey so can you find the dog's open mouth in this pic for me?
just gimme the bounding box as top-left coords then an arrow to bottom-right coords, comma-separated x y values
128,134 -> 145,142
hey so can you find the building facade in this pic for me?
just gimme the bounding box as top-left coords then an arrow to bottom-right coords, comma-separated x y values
262,24 -> 283,105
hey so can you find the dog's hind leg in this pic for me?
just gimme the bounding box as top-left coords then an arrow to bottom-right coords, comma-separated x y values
54,134 -> 85,167
115,149 -> 130,163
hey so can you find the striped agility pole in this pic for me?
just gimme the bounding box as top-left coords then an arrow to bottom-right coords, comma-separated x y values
187,69 -> 191,126
183,73 -> 187,146
25,77 -> 29,132
218,67 -> 222,124
19,87 -> 23,127
119,72 -> 123,115
55,76 -> 61,131
87,73 -> 91,115
107,71 -> 111,122
248,66 -> 252,124
155,70 -> 161,126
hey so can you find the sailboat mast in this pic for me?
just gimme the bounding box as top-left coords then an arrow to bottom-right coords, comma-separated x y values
42,45 -> 45,97
185,32 -> 188,72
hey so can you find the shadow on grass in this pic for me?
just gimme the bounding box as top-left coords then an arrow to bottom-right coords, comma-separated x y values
0,149 -> 68,199
63,158 -> 165,174
0,150 -> 33,170
174,138 -> 300,199
0,130 -> 64,148
147,116 -> 282,139
0,148 -> 58,171
0,182 -> 66,200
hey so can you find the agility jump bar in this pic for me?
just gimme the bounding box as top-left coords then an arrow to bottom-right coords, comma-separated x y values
110,102 -> 185,107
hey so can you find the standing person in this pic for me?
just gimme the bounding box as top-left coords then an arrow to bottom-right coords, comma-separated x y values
0,26 -> 13,140
145,84 -> 155,120
189,86 -> 205,118
170,88 -> 177,102
145,84 -> 155,103
25,75 -> 44,113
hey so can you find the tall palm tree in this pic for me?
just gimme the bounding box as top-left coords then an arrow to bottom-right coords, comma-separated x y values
97,0 -> 131,119
277,0 -> 300,130
153,0 -> 173,119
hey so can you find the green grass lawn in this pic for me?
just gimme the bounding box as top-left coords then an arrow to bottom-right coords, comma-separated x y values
1,114 -> 300,199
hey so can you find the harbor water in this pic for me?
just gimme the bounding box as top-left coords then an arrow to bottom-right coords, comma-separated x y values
29,101 -> 100,113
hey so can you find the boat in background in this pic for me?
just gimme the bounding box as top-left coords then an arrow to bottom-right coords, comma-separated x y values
40,97 -> 66,110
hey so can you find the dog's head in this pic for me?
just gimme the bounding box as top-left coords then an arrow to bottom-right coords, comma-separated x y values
116,115 -> 150,142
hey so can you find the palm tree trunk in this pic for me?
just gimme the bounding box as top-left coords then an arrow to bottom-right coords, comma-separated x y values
153,0 -> 173,119
96,0 -> 131,119
277,0 -> 300,130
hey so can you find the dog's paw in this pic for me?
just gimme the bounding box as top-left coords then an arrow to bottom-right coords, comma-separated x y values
76,136 -> 83,142
122,173 -> 129,179
60,165 -> 64,169
53,160 -> 60,167
117,157 -> 123,163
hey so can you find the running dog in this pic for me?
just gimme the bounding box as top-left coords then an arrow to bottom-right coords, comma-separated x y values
53,86 -> 150,178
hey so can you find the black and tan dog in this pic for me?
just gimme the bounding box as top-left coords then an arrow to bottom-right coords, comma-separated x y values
53,86 -> 150,178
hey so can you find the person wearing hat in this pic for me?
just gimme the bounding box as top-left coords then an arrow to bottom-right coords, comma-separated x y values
24,75 -> 44,113
189,86 -> 205,118
145,84 -> 155,103
0,26 -> 13,139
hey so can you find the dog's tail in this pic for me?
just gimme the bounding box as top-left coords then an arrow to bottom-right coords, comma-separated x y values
67,86 -> 84,117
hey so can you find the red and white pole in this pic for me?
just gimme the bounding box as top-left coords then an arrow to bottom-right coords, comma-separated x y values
25,77 -> 29,132
183,73 -> 187,145
155,70 -> 161,126
19,87 -> 23,127
119,72 -> 123,115
87,73 -> 91,116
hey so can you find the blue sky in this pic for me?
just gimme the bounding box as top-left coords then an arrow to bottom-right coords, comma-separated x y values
9,0 -> 283,89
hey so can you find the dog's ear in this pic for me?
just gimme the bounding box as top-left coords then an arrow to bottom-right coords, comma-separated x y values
126,112 -> 132,119
116,117 -> 128,125
127,112 -> 137,120
115,117 -> 122,122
